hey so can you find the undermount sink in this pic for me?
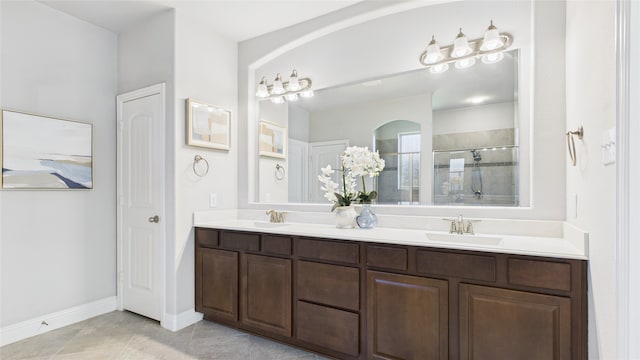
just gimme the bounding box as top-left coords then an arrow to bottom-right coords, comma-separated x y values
425,232 -> 503,246
253,221 -> 290,228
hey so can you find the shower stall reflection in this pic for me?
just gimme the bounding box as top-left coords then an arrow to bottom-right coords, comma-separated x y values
433,146 -> 519,206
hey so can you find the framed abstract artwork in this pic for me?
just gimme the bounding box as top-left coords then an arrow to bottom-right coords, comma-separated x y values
259,121 -> 287,159
186,98 -> 231,150
1,109 -> 93,189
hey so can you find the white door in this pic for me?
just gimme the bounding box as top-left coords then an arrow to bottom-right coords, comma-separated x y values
309,140 -> 349,203
117,84 -> 165,322
288,139 -> 309,202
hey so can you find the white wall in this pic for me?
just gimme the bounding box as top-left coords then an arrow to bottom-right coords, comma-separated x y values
565,2 -> 617,359
432,102 -> 515,135
117,9 -> 178,318
239,0 -> 564,220
173,8 -> 238,314
0,1 -> 117,326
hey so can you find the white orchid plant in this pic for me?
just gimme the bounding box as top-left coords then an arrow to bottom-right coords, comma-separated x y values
318,146 -> 385,211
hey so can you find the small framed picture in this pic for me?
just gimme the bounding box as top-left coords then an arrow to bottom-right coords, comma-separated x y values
259,121 -> 287,159
186,98 -> 231,150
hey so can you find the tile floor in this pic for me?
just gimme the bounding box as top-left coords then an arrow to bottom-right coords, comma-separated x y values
1,311 -> 334,360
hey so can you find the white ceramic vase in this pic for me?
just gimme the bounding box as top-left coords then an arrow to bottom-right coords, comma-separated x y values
334,206 -> 357,229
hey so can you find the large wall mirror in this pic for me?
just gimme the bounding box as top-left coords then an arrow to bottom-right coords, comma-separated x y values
258,49 -> 519,206
247,0 -> 550,210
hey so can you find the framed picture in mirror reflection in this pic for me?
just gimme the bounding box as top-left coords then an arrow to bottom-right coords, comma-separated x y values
259,121 -> 287,159
186,98 -> 231,150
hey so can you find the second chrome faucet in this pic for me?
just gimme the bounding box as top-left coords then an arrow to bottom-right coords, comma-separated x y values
443,215 -> 479,235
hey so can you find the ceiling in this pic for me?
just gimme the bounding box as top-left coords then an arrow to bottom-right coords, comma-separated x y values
40,0 -> 363,41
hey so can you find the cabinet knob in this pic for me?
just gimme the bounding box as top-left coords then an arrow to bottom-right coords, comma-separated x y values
148,215 -> 160,223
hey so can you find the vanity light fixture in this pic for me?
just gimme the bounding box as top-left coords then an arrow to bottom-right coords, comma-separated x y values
451,28 -> 473,58
419,20 -> 512,73
255,69 -> 313,104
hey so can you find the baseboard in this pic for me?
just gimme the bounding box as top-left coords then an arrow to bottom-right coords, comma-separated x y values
163,309 -> 203,332
0,296 -> 117,347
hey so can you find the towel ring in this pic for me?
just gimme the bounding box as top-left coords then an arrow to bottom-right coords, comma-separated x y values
566,126 -> 584,167
193,155 -> 209,177
275,163 -> 286,180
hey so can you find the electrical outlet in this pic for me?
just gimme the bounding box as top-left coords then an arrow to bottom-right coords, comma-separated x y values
209,193 -> 217,208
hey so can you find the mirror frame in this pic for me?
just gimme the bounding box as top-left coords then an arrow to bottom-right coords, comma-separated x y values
239,1 -> 567,220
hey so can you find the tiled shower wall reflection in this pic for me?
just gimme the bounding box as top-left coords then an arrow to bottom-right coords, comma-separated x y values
376,138 -> 420,204
433,129 -> 519,206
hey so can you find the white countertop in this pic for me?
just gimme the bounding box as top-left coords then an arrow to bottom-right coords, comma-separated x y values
193,210 -> 588,260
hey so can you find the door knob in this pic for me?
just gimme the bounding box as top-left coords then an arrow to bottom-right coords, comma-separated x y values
148,215 -> 160,223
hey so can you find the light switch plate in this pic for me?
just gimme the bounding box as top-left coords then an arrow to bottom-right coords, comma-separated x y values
209,193 -> 217,208
601,127 -> 616,165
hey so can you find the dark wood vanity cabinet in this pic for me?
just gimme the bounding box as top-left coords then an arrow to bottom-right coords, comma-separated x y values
195,247 -> 238,321
367,271 -> 448,360
295,240 -> 361,358
459,284 -> 571,360
195,228 -> 587,360
195,230 -> 293,340
241,254 -> 292,337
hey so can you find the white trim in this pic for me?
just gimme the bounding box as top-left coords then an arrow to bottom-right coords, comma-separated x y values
162,310 -> 203,332
0,297 -> 116,346
616,0 -> 631,359
116,83 -> 167,328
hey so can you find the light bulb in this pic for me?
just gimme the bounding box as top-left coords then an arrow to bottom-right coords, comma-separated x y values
429,63 -> 449,74
481,52 -> 504,64
455,57 -> 476,69
255,77 -> 269,98
288,69 -> 301,91
480,20 -> 504,51
299,89 -> 314,98
272,73 -> 285,95
452,28 -> 472,58
270,96 -> 284,104
285,93 -> 299,102
424,35 -> 444,64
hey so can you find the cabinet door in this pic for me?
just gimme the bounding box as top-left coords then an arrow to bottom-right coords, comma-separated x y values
195,248 -> 238,321
241,254 -> 292,337
367,271 -> 448,360
459,284 -> 571,360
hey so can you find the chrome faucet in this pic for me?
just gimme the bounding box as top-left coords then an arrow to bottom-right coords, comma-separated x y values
266,209 -> 286,223
456,215 -> 465,235
443,215 -> 480,235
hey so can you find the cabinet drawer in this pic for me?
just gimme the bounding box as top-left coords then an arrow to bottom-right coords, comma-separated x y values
508,258 -> 572,291
366,245 -> 408,271
297,261 -> 359,311
296,301 -> 359,357
196,228 -> 218,248
262,235 -> 292,256
297,238 -> 359,265
220,232 -> 260,251
416,250 -> 496,282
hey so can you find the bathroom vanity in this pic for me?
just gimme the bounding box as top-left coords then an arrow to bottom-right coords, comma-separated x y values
194,219 -> 587,360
